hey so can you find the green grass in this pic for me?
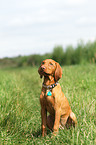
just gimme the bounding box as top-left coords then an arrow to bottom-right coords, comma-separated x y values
0,65 -> 96,145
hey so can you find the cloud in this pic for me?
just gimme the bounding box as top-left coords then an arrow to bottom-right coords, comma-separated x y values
66,0 -> 87,5
76,16 -> 96,26
1,0 -> 86,28
0,0 -> 96,58
7,8 -> 75,28
7,16 -> 37,27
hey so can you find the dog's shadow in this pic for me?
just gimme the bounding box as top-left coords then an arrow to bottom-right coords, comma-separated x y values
32,128 -> 51,138
32,129 -> 41,138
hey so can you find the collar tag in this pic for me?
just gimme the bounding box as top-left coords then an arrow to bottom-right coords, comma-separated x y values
47,91 -> 52,96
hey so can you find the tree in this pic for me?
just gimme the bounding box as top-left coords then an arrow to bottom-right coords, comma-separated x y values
52,46 -> 64,64
64,45 -> 74,65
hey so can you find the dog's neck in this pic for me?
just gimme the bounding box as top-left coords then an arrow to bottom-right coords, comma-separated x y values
43,75 -> 55,86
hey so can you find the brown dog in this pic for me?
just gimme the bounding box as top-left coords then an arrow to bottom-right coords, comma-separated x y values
38,59 -> 77,137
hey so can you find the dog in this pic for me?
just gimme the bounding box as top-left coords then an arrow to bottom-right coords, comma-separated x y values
38,59 -> 77,137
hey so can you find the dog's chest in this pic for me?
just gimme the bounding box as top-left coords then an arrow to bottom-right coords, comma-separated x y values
44,90 -> 55,114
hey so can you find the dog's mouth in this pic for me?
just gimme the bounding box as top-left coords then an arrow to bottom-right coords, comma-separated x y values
40,67 -> 51,76
41,70 -> 49,76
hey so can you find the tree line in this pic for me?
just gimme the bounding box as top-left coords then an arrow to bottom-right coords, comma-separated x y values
0,40 -> 96,68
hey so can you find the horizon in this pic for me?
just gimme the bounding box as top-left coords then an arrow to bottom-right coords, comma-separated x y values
0,38 -> 96,59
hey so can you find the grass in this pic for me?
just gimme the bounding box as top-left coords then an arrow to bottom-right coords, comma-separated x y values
0,65 -> 96,144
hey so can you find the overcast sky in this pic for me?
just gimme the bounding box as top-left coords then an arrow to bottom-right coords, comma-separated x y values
0,0 -> 96,58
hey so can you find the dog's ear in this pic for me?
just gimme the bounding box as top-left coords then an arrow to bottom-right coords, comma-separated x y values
38,67 -> 43,78
54,62 -> 62,82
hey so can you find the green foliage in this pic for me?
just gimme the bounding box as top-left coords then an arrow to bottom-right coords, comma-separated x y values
27,54 -> 42,66
52,46 -> 64,64
0,65 -> 96,144
16,55 -> 28,67
0,40 -> 96,68
27,54 -> 52,66
63,45 -> 75,65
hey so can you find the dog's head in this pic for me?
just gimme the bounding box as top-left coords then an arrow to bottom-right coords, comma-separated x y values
38,59 -> 62,82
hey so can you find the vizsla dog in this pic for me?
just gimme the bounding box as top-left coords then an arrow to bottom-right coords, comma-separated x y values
38,59 -> 77,137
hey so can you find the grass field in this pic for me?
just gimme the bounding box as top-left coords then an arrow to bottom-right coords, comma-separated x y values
0,65 -> 96,145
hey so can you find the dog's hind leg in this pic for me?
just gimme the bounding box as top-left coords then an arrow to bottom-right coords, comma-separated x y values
66,112 -> 77,128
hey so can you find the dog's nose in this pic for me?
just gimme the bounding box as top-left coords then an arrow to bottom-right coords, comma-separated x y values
41,66 -> 46,70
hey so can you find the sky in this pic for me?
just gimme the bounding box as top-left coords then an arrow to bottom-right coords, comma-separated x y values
0,0 -> 96,58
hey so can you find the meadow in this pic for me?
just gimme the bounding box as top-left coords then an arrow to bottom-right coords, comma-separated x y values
0,64 -> 96,144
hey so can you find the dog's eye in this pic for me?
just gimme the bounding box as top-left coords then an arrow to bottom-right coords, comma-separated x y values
50,62 -> 53,66
42,62 -> 45,65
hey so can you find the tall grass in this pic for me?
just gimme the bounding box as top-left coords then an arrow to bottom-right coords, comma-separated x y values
0,65 -> 96,144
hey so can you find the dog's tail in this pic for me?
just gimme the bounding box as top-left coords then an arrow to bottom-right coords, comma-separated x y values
69,112 -> 77,127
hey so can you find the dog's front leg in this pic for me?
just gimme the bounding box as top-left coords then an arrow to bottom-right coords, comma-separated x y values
53,109 -> 61,136
40,93 -> 47,137
41,107 -> 47,137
